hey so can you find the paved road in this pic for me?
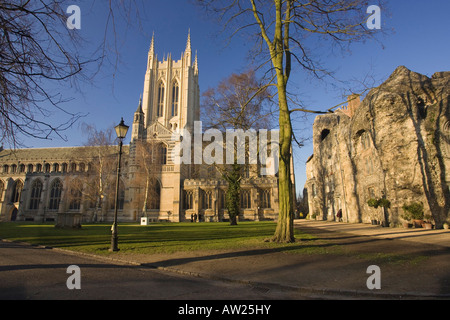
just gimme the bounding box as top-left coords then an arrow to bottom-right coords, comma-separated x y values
0,241 -> 309,301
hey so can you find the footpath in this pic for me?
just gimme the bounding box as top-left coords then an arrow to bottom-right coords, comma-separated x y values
108,219 -> 450,300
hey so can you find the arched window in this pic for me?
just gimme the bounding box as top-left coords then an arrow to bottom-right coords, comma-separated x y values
157,82 -> 165,117
160,145 -> 167,165
201,190 -> 213,210
3,165 -> 9,174
49,179 -> 63,211
261,189 -> 271,209
53,163 -> 60,173
11,180 -> 23,203
171,81 -> 179,117
27,164 -> 34,173
19,164 -> 25,173
240,190 -> 251,209
11,164 -> 17,173
29,180 -> 43,210
36,164 -> 42,172
183,190 -> 194,210
44,163 -> 51,173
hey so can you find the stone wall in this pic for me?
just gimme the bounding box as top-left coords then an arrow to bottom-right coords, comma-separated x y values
305,66 -> 450,228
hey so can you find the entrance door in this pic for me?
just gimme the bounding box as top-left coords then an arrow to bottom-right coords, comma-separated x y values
10,208 -> 18,221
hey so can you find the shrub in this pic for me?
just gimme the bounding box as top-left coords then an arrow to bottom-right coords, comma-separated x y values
402,202 -> 424,220
368,198 -> 391,209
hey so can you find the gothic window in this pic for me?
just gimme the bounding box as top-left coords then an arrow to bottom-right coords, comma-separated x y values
19,164 -> 25,173
3,165 -> 9,174
27,164 -> 33,173
160,145 -> 167,165
219,189 -> 226,209
11,180 -> 23,203
62,163 -> 68,173
157,82 -> 165,117
44,163 -> 50,173
49,179 -> 63,211
201,189 -> 213,210
261,189 -> 271,209
53,163 -> 60,172
29,179 -> 43,210
36,164 -> 42,172
11,165 -> 17,173
172,81 -> 179,117
184,190 -> 194,210
240,190 -> 251,209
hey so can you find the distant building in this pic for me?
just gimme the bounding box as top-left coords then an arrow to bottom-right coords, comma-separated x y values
305,67 -> 450,228
0,32 -> 294,223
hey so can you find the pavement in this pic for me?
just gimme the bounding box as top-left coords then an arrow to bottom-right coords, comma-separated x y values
4,219 -> 450,300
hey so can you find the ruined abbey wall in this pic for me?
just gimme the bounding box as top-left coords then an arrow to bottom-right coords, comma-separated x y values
305,66 -> 450,228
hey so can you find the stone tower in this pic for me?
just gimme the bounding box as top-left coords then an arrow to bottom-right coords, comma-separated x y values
140,31 -> 200,136
129,31 -> 200,222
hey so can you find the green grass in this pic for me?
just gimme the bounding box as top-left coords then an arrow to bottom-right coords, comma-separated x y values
0,221 -> 318,256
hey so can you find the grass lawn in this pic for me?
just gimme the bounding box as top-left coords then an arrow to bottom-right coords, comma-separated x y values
0,221 -> 318,256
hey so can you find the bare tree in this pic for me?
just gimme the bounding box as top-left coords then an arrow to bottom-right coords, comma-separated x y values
131,139 -> 164,219
201,70 -> 273,225
74,123 -> 119,222
0,0 -> 144,148
196,0 -> 382,242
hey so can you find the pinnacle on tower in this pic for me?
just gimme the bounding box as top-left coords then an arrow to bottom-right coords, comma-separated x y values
150,32 -> 155,53
136,94 -> 143,114
186,29 -> 191,53
147,32 -> 156,70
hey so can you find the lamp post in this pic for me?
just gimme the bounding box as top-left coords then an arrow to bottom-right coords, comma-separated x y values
110,118 -> 129,252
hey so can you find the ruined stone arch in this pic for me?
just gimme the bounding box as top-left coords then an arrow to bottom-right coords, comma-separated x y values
320,129 -> 331,142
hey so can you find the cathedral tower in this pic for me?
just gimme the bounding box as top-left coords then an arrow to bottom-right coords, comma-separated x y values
139,31 -> 200,137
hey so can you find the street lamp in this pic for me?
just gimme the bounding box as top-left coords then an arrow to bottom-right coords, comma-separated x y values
110,118 -> 129,252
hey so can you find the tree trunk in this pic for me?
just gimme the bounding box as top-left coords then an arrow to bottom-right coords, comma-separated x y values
272,82 -> 295,242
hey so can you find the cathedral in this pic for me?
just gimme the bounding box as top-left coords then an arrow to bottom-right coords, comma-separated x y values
0,33 -> 284,224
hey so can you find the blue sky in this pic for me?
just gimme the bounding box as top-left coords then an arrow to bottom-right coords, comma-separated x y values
20,0 -> 450,194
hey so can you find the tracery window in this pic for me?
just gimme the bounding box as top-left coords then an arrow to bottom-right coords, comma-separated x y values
29,180 -> 43,210
172,81 -> 179,117
49,179 -> 63,211
157,82 -> 165,117
240,189 -> 251,209
260,189 -> 271,209
11,180 -> 23,203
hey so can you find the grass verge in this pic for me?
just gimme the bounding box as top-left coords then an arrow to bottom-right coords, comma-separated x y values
0,221 -> 319,256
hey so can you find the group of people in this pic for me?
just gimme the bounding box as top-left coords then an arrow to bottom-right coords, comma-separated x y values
190,213 -> 203,222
